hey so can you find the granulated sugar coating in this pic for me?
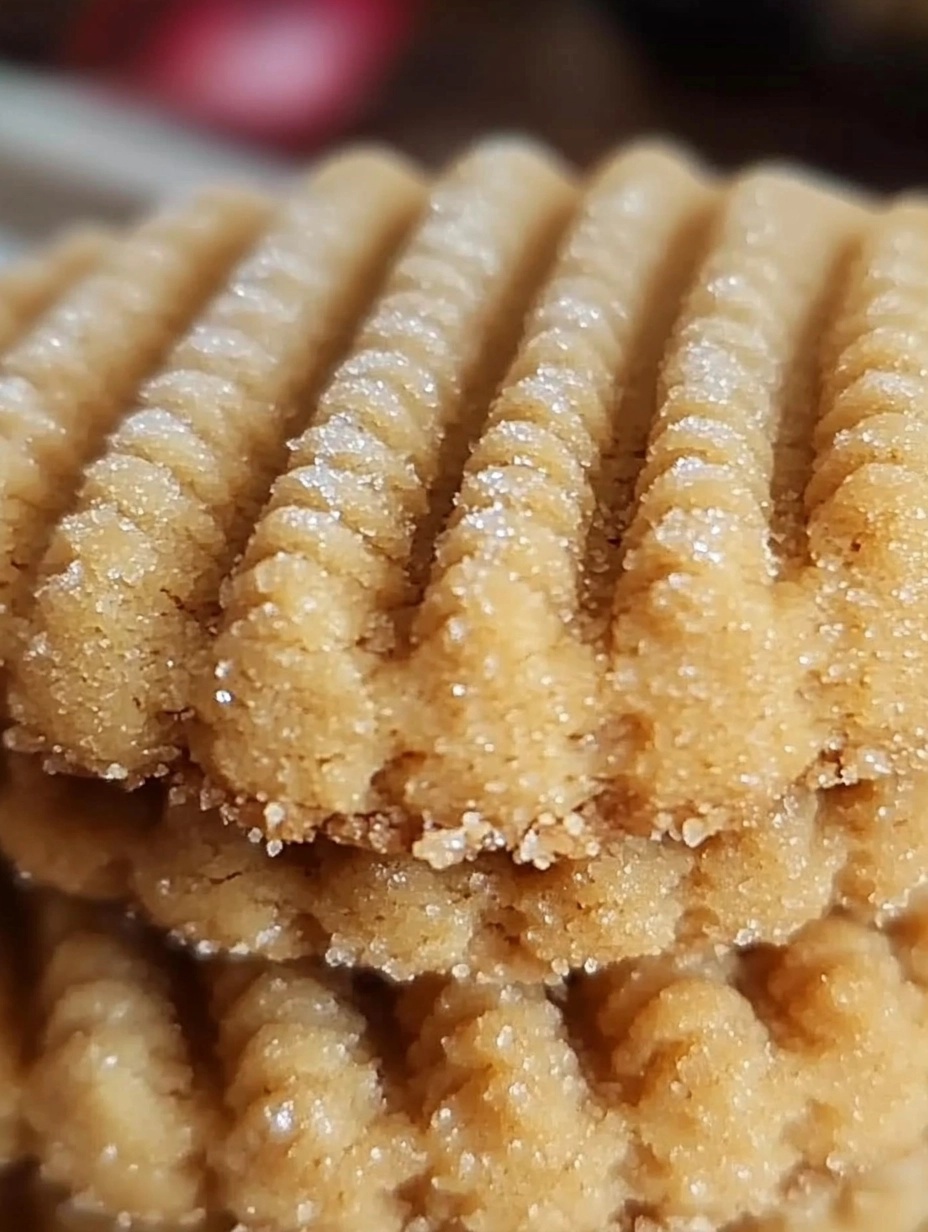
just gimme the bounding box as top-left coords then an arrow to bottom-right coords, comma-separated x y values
9,151 -> 424,779
24,1185 -> 231,1232
0,192 -> 269,674
6,138 -> 928,860
7,753 -> 928,982
193,140 -> 577,840
1,871 -> 928,1229
9,133 -> 928,1232
13,1172 -> 928,1232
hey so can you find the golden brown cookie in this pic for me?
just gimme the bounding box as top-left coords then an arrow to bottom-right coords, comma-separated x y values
0,189 -> 268,675
4,753 -> 928,982
17,1174 -> 232,1230
191,136 -> 579,847
206,165 -> 928,858
0,758 -> 158,906
7,141 -> 928,863
8,149 -> 425,784
3,874 -> 928,1229
0,228 -> 110,354
12,1169 -> 928,1232
27,898 -> 213,1223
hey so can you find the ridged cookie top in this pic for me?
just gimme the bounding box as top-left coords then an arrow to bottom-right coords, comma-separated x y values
7,139 -> 928,861
193,139 -> 576,826
5,872 -> 928,1230
0,192 -> 269,673
9,150 -> 423,777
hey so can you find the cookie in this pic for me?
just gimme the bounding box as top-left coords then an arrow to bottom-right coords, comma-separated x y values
3,871 -> 928,1229
6,143 -> 928,863
208,164 -> 928,858
8,148 -> 425,783
12,1169 -> 928,1232
7,1168 -> 231,1230
0,187 -> 269,672
0,228 -> 110,354
189,140 -> 679,853
3,749 -> 928,985
8,136 -> 572,806
25,1182 -> 230,1232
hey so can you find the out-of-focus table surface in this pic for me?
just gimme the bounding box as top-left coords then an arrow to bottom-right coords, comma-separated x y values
0,60 -> 286,252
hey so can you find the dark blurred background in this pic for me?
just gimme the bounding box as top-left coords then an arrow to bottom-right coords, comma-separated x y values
1,0 -> 927,249
357,0 -> 928,187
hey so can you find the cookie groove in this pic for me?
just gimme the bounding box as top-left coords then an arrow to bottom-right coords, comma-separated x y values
405,144 -> 716,862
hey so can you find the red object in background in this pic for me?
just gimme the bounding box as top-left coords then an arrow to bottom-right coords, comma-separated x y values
62,0 -> 420,148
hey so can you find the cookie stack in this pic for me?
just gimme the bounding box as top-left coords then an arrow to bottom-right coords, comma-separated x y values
2,137 -> 928,1230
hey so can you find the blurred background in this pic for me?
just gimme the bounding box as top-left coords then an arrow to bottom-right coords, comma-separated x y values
1,0 -> 928,254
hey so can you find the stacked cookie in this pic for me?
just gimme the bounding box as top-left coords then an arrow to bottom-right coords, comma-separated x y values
2,138 -> 928,1230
